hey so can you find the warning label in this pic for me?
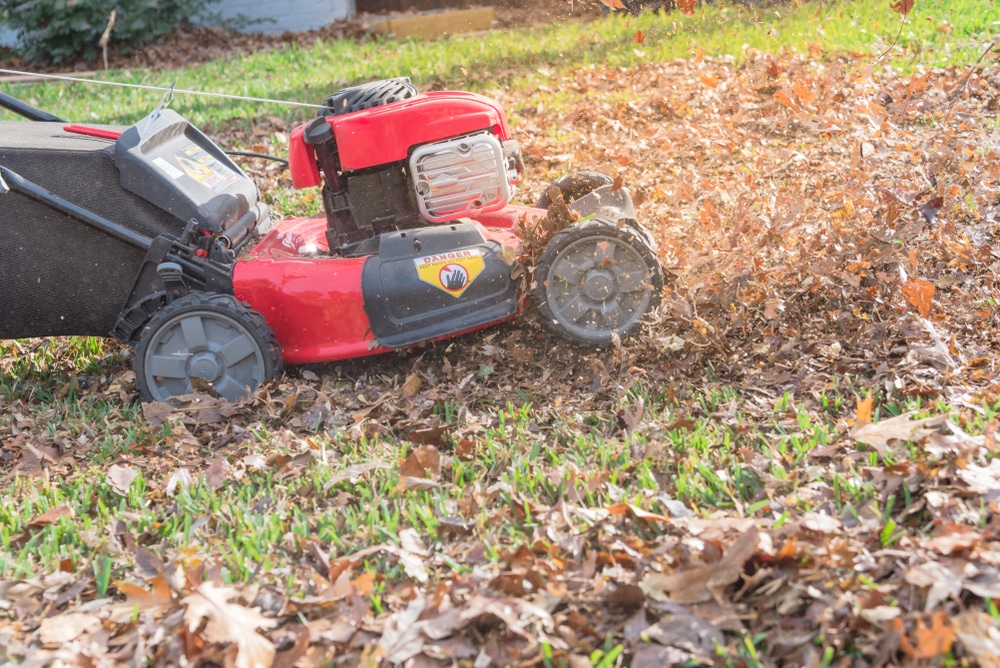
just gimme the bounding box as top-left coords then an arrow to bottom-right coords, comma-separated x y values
172,144 -> 242,193
414,249 -> 485,298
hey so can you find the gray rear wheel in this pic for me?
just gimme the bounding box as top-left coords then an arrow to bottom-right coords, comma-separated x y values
534,218 -> 662,346
134,293 -> 282,402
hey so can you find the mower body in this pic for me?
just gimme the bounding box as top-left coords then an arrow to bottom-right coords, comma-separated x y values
0,78 -> 661,402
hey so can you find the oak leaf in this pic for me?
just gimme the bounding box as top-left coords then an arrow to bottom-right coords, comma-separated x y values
183,583 -> 277,668
914,611 -> 955,659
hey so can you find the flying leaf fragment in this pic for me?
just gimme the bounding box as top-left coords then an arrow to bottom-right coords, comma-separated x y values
902,277 -> 935,316
774,88 -> 803,113
792,81 -> 817,105
183,583 -> 277,668
397,549 -> 429,583
855,395 -> 874,426
890,0 -> 914,15
634,29 -> 646,44
698,73 -> 719,89
606,502 -> 671,523
110,574 -> 173,620
323,461 -> 391,491
919,195 -> 944,223
802,512 -> 842,533
621,396 -> 645,432
641,565 -> 713,604
399,527 -> 429,556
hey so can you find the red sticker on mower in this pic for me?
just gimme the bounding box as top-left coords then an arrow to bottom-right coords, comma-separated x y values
414,249 -> 485,298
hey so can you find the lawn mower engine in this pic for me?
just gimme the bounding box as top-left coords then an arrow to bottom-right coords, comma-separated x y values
0,78 -> 663,403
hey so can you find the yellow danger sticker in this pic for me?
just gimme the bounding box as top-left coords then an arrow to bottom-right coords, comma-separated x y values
414,249 -> 485,298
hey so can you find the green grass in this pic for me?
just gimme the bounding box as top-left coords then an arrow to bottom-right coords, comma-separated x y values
2,0 -> 995,128
0,384 -> 970,580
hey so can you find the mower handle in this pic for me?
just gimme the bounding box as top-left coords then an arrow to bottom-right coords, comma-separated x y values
0,91 -> 66,122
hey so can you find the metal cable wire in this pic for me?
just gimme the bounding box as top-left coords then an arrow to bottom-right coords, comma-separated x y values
0,67 -> 325,109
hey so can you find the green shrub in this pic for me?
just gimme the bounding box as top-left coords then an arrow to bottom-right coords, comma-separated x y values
0,0 -> 220,64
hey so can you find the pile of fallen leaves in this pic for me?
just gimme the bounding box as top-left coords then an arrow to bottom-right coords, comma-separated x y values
4,28 -> 1000,668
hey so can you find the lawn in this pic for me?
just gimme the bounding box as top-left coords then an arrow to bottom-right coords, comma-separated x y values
3,0 -> 1000,666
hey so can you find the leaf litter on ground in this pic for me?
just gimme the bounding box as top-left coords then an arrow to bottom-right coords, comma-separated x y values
4,16 -> 1000,668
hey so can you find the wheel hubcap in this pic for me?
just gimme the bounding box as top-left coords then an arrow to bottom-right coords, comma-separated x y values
189,352 -> 223,381
582,270 -> 616,302
143,310 -> 264,401
545,235 -> 651,336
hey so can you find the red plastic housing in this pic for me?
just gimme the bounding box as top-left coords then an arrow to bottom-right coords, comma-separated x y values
233,209 -> 537,365
288,91 -> 513,189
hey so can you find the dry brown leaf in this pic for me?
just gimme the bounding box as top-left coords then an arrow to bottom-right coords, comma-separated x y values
182,583 -> 278,668
402,372 -> 422,397
925,523 -> 982,555
902,277 -> 935,317
106,464 -> 139,496
953,611 -> 1000,663
904,561 -> 962,611
38,612 -> 101,645
28,505 -> 73,527
640,565 -> 714,605
849,413 -> 945,456
914,610 -> 955,660
400,445 -> 441,479
890,0 -> 914,15
115,575 -> 173,612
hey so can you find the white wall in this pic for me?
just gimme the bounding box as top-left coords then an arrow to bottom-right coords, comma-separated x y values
213,0 -> 356,34
0,26 -> 15,48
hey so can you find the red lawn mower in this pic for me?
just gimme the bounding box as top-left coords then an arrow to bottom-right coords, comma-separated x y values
0,78 -> 662,402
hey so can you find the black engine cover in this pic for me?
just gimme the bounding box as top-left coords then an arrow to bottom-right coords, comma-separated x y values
361,222 -> 520,348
